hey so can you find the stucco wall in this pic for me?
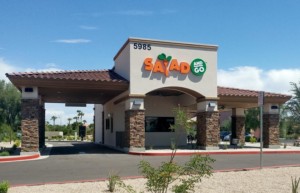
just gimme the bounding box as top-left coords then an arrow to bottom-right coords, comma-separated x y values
144,95 -> 187,147
114,43 -> 130,81
128,40 -> 218,98
103,91 -> 128,147
94,104 -> 103,143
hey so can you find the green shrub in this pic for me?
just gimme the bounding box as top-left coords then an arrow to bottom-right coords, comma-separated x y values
291,176 -> 300,193
245,136 -> 251,142
250,136 -> 257,143
66,136 -> 75,141
107,173 -> 136,193
139,154 -> 215,193
0,181 -> 9,193
107,173 -> 120,192
14,140 -> 21,147
0,151 -> 10,156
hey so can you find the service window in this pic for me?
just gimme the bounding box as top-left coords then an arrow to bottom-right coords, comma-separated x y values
145,117 -> 174,132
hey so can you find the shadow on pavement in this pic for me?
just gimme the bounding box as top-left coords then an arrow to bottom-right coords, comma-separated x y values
41,141 -> 124,156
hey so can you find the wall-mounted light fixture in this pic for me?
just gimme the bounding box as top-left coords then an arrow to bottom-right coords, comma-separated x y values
133,100 -> 142,105
271,105 -> 279,110
208,102 -> 216,107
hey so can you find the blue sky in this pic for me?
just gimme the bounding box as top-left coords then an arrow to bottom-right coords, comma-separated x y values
1,0 -> 300,124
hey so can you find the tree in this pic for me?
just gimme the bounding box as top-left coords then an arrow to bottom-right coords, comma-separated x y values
245,107 -> 260,133
284,82 -> 300,125
50,116 -> 57,125
73,116 -> 78,123
0,80 -> 21,131
67,118 -> 72,125
138,107 -> 215,193
76,110 -> 84,122
282,81 -> 300,138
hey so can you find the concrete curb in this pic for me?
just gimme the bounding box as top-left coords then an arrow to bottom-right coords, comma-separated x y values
0,153 -> 40,163
128,150 -> 300,156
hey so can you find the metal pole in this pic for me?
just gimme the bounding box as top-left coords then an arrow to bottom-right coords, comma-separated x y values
260,105 -> 263,169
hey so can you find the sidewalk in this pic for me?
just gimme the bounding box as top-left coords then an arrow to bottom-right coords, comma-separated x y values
129,142 -> 300,156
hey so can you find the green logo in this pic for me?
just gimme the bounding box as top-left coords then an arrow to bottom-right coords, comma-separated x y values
157,53 -> 172,62
190,58 -> 206,76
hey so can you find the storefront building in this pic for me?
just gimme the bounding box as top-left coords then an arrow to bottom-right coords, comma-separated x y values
6,38 -> 291,153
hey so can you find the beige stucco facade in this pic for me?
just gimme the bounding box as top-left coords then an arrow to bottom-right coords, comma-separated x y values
98,38 -> 220,150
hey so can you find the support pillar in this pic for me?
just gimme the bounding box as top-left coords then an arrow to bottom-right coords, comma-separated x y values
21,99 -> 40,152
124,97 -> 145,152
39,104 -> 45,149
196,100 -> 220,150
263,104 -> 280,148
231,108 -> 245,145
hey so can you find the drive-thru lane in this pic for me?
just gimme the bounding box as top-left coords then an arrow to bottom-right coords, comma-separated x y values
1,141 -> 300,186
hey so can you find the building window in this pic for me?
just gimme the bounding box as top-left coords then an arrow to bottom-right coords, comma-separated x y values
145,117 -> 174,132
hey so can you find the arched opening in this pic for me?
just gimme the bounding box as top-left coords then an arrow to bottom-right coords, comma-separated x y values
144,87 -> 203,148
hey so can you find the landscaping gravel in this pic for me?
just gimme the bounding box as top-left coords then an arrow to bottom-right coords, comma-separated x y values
8,167 -> 300,193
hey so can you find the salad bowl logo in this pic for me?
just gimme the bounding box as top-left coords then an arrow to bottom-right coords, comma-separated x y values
144,53 -> 206,77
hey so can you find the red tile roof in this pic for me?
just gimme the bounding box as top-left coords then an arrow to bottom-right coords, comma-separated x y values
6,70 -> 291,99
218,86 -> 291,98
6,70 -> 128,83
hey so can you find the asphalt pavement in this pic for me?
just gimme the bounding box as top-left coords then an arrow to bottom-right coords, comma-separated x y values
1,141 -> 300,186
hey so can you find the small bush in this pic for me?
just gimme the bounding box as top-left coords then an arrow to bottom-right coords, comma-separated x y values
291,176 -> 300,193
245,136 -> 251,142
0,151 -> 10,156
0,181 -> 9,193
250,136 -> 257,143
14,140 -> 21,147
139,154 -> 215,193
107,173 -> 120,192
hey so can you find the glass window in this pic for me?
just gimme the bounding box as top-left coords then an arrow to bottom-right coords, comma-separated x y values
145,116 -> 174,132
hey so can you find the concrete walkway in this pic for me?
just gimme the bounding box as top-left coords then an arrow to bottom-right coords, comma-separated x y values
129,142 -> 300,156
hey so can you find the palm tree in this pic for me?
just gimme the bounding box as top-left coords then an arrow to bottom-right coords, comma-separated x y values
67,118 -> 72,125
283,81 -> 300,138
73,116 -> 78,123
83,120 -> 87,125
77,110 -> 84,122
50,116 -> 57,125
285,82 -> 300,123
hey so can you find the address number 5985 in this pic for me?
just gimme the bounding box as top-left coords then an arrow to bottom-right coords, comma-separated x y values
133,43 -> 151,50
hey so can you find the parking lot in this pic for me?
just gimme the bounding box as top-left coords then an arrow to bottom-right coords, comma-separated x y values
1,141 -> 300,185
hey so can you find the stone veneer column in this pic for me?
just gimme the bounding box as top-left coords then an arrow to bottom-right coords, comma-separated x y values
21,99 -> 40,152
196,100 -> 220,150
262,104 -> 280,148
197,112 -> 220,148
231,108 -> 245,145
263,114 -> 280,148
124,110 -> 145,150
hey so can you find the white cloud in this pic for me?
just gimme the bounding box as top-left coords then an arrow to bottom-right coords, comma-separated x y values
0,57 -> 21,81
114,10 -> 154,16
218,66 -> 300,95
53,39 -> 91,44
25,67 -> 63,72
45,63 -> 57,68
79,25 -> 98,30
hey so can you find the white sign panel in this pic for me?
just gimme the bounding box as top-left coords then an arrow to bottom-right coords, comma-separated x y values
258,91 -> 264,106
